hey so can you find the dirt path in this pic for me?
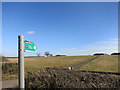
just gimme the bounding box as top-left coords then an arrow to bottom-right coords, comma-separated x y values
2,79 -> 18,88
69,55 -> 100,69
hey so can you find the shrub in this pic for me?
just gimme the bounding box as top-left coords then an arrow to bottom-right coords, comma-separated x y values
25,67 -> 120,88
2,63 -> 18,75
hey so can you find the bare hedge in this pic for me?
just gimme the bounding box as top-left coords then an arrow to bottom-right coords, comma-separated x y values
2,63 -> 18,75
25,68 -> 120,88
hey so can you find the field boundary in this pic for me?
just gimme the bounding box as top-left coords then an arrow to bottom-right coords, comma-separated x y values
69,55 -> 100,69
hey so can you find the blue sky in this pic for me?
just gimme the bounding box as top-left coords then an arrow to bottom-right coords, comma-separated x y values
2,2 -> 118,57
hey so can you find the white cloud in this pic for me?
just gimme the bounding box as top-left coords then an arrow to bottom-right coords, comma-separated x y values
27,31 -> 35,34
96,41 -> 117,44
57,38 -> 118,56
96,38 -> 118,44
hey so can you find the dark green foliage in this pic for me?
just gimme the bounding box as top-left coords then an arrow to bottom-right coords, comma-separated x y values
111,53 -> 120,55
2,63 -> 18,75
25,68 -> 120,88
45,52 -> 50,57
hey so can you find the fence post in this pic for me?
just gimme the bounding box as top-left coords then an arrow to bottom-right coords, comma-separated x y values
18,35 -> 24,88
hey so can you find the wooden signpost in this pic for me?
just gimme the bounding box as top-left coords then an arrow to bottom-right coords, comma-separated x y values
18,35 -> 37,89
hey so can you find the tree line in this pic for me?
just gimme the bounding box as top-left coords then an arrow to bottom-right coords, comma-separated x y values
37,52 -> 66,57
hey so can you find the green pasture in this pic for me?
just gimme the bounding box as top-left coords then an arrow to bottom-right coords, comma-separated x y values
78,55 -> 119,73
5,56 -> 95,72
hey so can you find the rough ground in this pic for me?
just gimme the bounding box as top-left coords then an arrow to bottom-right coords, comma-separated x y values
25,68 -> 120,88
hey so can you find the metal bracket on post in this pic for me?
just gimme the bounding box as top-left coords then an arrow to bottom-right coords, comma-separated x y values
18,35 -> 24,89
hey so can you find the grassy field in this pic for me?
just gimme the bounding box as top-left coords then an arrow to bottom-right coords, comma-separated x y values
4,56 -> 95,73
3,55 -> 119,73
78,55 -> 119,73
2,55 -> 119,80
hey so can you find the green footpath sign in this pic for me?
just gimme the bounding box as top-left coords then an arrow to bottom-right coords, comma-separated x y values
24,40 -> 37,52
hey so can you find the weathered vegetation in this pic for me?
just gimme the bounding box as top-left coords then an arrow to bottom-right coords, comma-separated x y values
25,68 -> 120,88
2,63 -> 18,80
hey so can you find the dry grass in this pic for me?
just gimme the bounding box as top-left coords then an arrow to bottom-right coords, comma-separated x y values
2,57 -> 18,63
78,55 -> 119,73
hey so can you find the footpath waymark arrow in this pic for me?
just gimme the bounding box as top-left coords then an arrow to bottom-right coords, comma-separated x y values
24,40 -> 37,52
